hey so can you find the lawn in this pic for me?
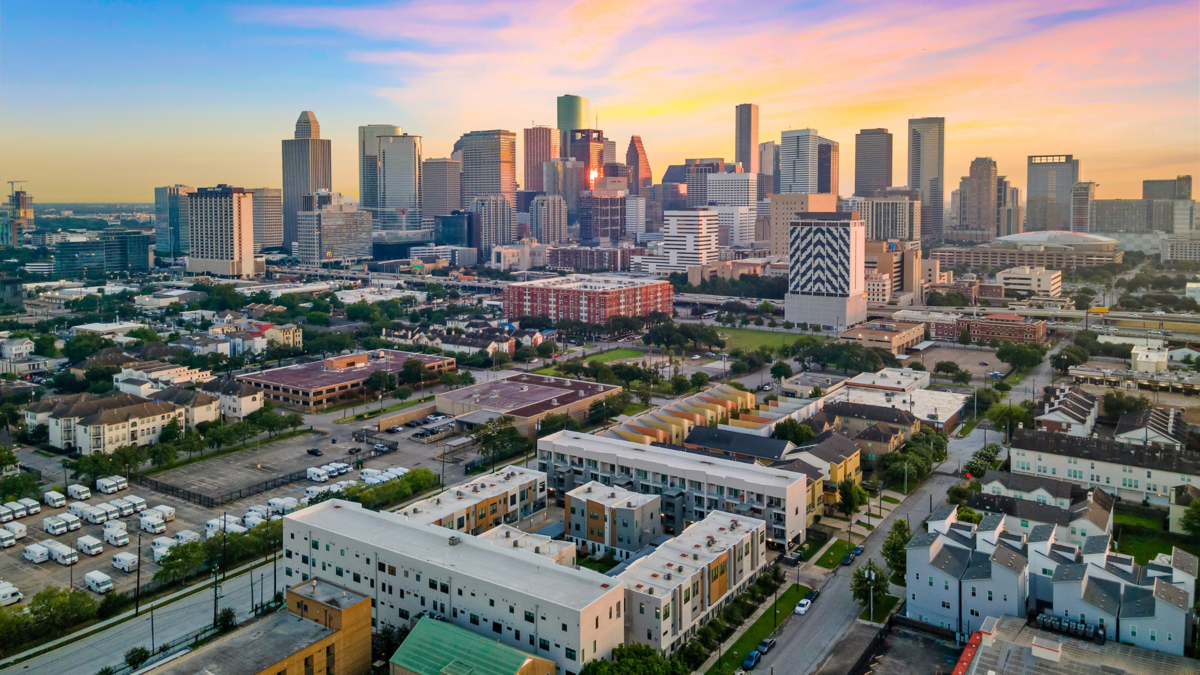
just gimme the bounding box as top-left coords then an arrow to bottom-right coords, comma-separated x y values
333,396 -> 435,424
577,551 -> 619,573
889,572 -> 905,587
1116,532 -> 1200,565
1004,366 -> 1033,386
797,538 -> 824,561
531,366 -> 560,375
858,594 -> 900,623
717,327 -> 821,352
622,402 -> 652,416
706,583 -> 808,675
881,496 -> 901,505
1114,512 -> 1164,530
815,539 -> 854,569
584,348 -> 645,364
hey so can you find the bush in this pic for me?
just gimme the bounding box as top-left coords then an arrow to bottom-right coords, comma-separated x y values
216,607 -> 237,632
98,591 -> 133,619
125,646 -> 151,670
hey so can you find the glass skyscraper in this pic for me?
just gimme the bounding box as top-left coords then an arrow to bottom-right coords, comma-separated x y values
1026,155 -> 1080,232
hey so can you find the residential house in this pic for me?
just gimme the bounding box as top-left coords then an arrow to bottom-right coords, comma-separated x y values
786,431 -> 861,506
1,338 -> 34,360
564,482 -> 661,560
1114,408 -> 1187,451
818,401 -> 921,440
152,386 -> 220,429
851,423 -> 905,469
170,334 -> 231,356
69,347 -> 136,378
263,324 -> 302,350
1034,385 -> 1098,437
34,391 -> 184,454
199,378 -> 265,420
980,470 -> 1087,509
966,488 -> 1114,548
681,427 -> 799,465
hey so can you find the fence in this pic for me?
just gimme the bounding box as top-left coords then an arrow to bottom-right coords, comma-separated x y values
843,623 -> 892,675
890,610 -> 959,642
100,623 -> 221,675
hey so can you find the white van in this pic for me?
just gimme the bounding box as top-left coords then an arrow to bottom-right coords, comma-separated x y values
152,505 -> 175,522
76,535 -> 104,556
363,476 -> 384,486
84,571 -> 114,594
104,520 -> 127,533
95,503 -> 120,522
112,552 -> 138,572
43,491 -> 66,508
304,486 -> 327,500
152,541 -> 176,563
18,498 -> 40,515
0,582 -> 22,605
125,495 -> 147,512
4,522 -> 27,540
307,467 -> 329,483
42,516 -> 67,535
243,514 -> 264,528
23,543 -> 48,563
81,505 -> 108,525
108,475 -> 128,492
268,498 -> 297,514
104,527 -> 129,547
109,499 -> 134,517
0,530 -> 13,549
45,541 -> 78,566
0,506 -> 12,523
3,501 -> 27,519
96,478 -> 119,495
58,513 -> 81,531
224,523 -> 247,535
67,484 -> 91,501
139,513 -> 166,534
359,468 -> 382,478
174,529 -> 201,544
248,504 -> 271,518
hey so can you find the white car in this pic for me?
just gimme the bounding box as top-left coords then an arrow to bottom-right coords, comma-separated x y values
794,599 -> 811,615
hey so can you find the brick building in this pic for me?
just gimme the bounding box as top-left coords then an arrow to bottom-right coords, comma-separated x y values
238,350 -> 455,411
957,313 -> 1047,344
502,274 -> 672,323
838,320 -> 925,354
546,246 -> 645,272
890,310 -> 962,341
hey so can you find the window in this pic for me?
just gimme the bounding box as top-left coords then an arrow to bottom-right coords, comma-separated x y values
429,580 -> 437,590
988,590 -> 993,601
928,577 -> 933,587
525,611 -> 535,624
470,614 -> 479,625
941,601 -> 951,609
1150,629 -> 1156,642
1130,625 -> 1137,637
565,648 -> 577,661
562,623 -> 567,632
971,587 -> 976,597
539,638 -> 550,651
944,580 -> 949,590
493,621 -> 502,634
353,572 -> 360,583
335,566 -> 343,577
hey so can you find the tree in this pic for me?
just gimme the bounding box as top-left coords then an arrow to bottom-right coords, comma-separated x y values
1180,500 -> 1200,538
995,342 -> 1047,370
946,485 -> 970,507
881,520 -> 913,576
773,418 -> 814,445
396,386 -> 413,403
155,541 -> 206,585
689,372 -> 708,390
849,558 -> 890,620
124,646 -> 151,670
536,341 -> 558,358
934,361 -> 960,376
158,418 -> 182,444
957,328 -> 972,345
475,415 -> 531,469
770,361 -> 793,383
284,412 -> 305,434
28,586 -> 98,636
148,443 -> 178,469
32,334 -> 57,357
401,359 -> 429,385
63,333 -> 116,363
837,480 -> 868,522
217,607 -> 238,632
515,345 -> 538,363
986,404 -> 1029,439
952,370 -> 972,386
809,386 -> 823,398
305,311 -> 331,326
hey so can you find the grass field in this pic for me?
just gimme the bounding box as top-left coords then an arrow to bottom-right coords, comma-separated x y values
622,402 -> 652,416
859,594 -> 900,622
706,583 -> 808,675
1116,533 -> 1200,565
717,327 -> 820,352
585,348 -> 645,363
577,551 -> 619,573
815,539 -> 854,569
882,496 -> 901,505
889,572 -> 905,587
1115,512 -> 1164,530
333,396 -> 434,424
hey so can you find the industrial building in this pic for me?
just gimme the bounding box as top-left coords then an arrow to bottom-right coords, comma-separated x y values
434,373 -> 622,437
238,350 -> 455,411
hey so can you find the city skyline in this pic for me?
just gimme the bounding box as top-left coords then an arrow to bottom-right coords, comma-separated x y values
1,1 -> 1197,202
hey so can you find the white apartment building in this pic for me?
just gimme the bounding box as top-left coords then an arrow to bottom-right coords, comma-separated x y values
397,466 -> 547,535
199,379 -> 264,420
995,266 -> 1061,297
1131,346 -> 1169,373
843,196 -> 921,242
865,271 -> 893,303
618,512 -> 767,654
715,206 -> 755,247
706,173 -> 758,207
633,209 -> 718,275
112,360 -> 213,395
780,129 -> 819,194
537,430 -> 807,547
531,195 -> 569,245
1009,430 -> 1200,507
186,185 -> 257,279
478,525 -> 576,567
284,500 -> 626,675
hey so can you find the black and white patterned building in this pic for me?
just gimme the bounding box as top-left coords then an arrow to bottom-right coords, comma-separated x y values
784,212 -> 867,329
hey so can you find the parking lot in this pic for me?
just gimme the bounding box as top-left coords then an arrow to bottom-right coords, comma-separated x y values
912,346 -> 1002,383
0,485 -> 218,601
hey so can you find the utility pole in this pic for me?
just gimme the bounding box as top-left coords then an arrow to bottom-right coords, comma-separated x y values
134,531 -> 143,615
212,567 -> 220,629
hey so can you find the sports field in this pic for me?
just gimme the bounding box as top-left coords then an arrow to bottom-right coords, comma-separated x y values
719,327 -> 823,352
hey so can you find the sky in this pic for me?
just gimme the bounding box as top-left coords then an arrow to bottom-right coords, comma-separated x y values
1,0 -> 1197,204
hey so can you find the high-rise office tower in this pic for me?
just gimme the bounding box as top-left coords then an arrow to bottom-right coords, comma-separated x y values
544,159 -> 587,219
817,137 -> 839,196
568,130 -> 605,189
421,158 -> 461,218
780,129 -> 819,194
1026,155 -> 1080,232
1143,176 -> 1192,201
684,159 -> 725,207
1000,185 -> 1024,237
626,136 -> 652,196
375,134 -> 423,230
707,173 -> 758,207
249,188 -> 283,252
854,129 -> 892,196
470,194 -> 515,256
768,193 -> 837,257
758,141 -> 780,196
735,104 -> 759,175
578,189 -> 626,245
358,124 -> 402,213
967,158 -> 998,236
530,195 -> 568,245
303,189 -> 342,212
908,117 -> 945,241
625,196 -> 647,237
523,126 -> 559,192
153,185 -> 196,254
455,130 -> 518,211
602,138 -> 616,165
1071,182 -> 1097,233
281,111 -> 332,249
296,197 -> 372,265
556,95 -> 589,159
634,208 -> 719,274
101,229 -> 153,275
784,212 -> 867,329
185,185 -> 256,279
843,195 -> 920,242
716,206 -> 756,247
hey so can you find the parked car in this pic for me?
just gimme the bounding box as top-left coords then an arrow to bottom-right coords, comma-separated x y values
742,651 -> 761,670
347,447 -> 362,455
405,421 -> 422,428
978,361 -> 989,366
852,545 -> 865,556
386,426 -> 401,434
762,384 -> 773,391
794,599 -> 812,615
374,443 -> 387,451
307,448 -> 324,457
805,588 -> 820,602
757,638 -> 776,654
841,553 -> 855,566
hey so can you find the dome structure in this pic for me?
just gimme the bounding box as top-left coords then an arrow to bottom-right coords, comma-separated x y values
996,230 -> 1117,246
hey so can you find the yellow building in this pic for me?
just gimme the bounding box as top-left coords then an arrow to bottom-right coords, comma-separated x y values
264,323 -> 303,350
785,432 -> 862,506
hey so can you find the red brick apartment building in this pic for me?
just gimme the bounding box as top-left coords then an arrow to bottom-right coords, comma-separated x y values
502,274 -> 673,322
957,313 -> 1047,344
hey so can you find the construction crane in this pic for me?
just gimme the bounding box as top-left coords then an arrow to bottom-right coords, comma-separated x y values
6,180 -> 27,203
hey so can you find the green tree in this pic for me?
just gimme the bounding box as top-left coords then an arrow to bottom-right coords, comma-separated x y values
475,415 -> 531,469
934,361 -> 960,375
946,485 -> 970,507
28,586 -> 99,636
986,404 -> 1029,439
515,345 -> 538,363
0,445 -> 15,468
536,341 -> 558,358
155,541 -> 206,585
401,359 -> 429,385
770,361 -> 793,383
952,370 -> 972,386
32,334 -> 58,357
957,328 -> 972,345
148,443 -> 178,469
837,480 -> 868,522
124,646 -> 151,670
772,418 -> 814,445
689,372 -> 708,390
158,418 -> 182,444
305,311 -> 331,326
63,333 -> 116,363
125,327 -> 162,344
284,412 -> 305,433
849,558 -> 890,620
881,520 -> 913,576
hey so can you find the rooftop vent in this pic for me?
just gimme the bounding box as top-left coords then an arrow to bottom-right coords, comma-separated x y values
448,536 -> 461,546
513,540 -> 519,547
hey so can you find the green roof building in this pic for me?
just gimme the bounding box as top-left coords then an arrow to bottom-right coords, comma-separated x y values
389,618 -> 556,675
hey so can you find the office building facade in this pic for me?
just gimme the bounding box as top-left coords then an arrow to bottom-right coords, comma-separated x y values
376,134 -> 423,230
54,239 -> 106,278
625,136 -> 652,196
434,211 -> 480,251
625,196 -> 647,237
683,159 -> 724,208
578,189 -> 626,245
530,195 -> 568,245
844,196 -> 921,242
281,111 -> 332,249
568,130 -> 606,190
471,195 -> 515,256
358,124 -> 403,213
249,187 -> 282,252
101,229 -> 152,275
706,172 -> 758,207
296,201 -> 372,265
768,193 -> 838,257
784,212 -> 867,329
421,158 -> 462,219
780,129 -> 819,194
759,141 -> 780,195
1026,155 -> 1080,232
523,126 -> 559,193
186,185 -> 257,279
817,137 -> 839,196
456,130 -> 518,210
908,117 -> 945,241
1143,176 -> 1191,201
153,185 -> 196,254
854,129 -> 893,196
633,208 -> 719,274
968,158 -> 999,236
543,159 -> 587,218
735,104 -> 759,174
557,95 -> 589,159
1071,182 -> 1097,233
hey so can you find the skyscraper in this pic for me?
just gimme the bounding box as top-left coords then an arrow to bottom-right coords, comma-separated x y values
1143,176 -> 1192,200
456,130 -> 517,210
854,129 -> 892,196
633,208 -> 719,274
735,104 -> 759,174
249,187 -> 283,252
281,111 -> 332,250
817,137 -> 839,196
358,124 -> 402,212
707,173 -> 758,207
422,158 -> 462,218
8,190 -> 33,231
296,197 -> 372,265
780,129 -> 819,194
907,117 -> 946,241
784,212 -> 867,329
578,189 -> 625,245
625,136 -> 652,196
568,130 -> 605,189
625,196 -> 647,237
768,193 -> 837,257
758,141 -> 780,196
1026,155 -> 1080,232
470,194 -> 514,256
601,137 -> 616,165
684,159 -> 725,207
376,134 -> 423,230
1071,182 -> 1097,233
967,157 -> 998,236
556,95 -> 589,159
544,159 -> 587,219
842,195 -> 920,242
530,195 -> 568,245
523,126 -> 559,192
153,185 -> 196,254
186,185 -> 256,279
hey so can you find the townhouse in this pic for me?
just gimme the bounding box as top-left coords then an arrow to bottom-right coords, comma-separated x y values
565,482 -> 661,560
284,500 -> 626,675
1033,385 -> 1098,437
786,431 -> 862,505
198,378 -> 265,420
1114,408 -> 1188,451
979,470 -> 1086,510
965,488 -> 1113,548
397,466 -> 547,535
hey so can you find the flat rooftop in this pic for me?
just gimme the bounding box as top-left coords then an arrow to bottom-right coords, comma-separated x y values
290,577 -> 368,607
440,374 -> 619,418
567,481 -> 658,509
846,368 -> 926,392
287,500 -> 619,610
239,349 -> 451,391
478,524 -> 574,561
506,274 -> 670,291
150,607 -> 332,675
540,431 -> 805,490
824,386 -> 970,425
397,465 -> 545,526
617,511 -> 764,597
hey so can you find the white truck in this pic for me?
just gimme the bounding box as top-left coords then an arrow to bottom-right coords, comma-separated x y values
42,516 -> 67,536
104,524 -> 129,547
139,512 -> 166,534
112,551 -> 138,572
67,484 -> 91,501
0,506 -> 12,523
76,535 -> 104,556
359,468 -> 382,478
247,504 -> 271,518
174,530 -> 201,544
67,501 -> 92,518
107,475 -> 128,491
84,571 -> 114,594
22,543 -> 48,563
307,467 -> 330,483
96,478 -> 120,495
3,501 -> 27,519
151,538 -> 176,563
304,486 -> 326,500
4,522 -> 27,540
81,505 -> 108,525
125,495 -> 147,512
151,505 -> 175,522
43,491 -> 66,508
109,498 -> 134,517
268,498 -> 296,514
44,540 -> 78,566
0,581 -> 22,606
0,529 -> 13,549
94,503 -> 120,522
243,513 -> 264,528
58,513 -> 81,531
17,498 -> 40,515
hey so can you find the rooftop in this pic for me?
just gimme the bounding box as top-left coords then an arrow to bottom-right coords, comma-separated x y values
288,500 -> 619,610
684,426 -> 795,461
996,230 -> 1118,245
567,481 -> 658,510
397,466 -> 545,527
1011,429 -> 1200,476
823,386 -> 970,425
239,349 -> 452,392
616,511 -> 764,598
150,605 -> 334,675
844,367 -> 927,392
477,525 -> 575,561
391,617 -> 554,675
440,374 -> 620,418
980,470 -> 1087,502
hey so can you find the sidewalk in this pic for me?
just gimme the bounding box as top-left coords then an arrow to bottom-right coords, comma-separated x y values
695,584 -> 790,675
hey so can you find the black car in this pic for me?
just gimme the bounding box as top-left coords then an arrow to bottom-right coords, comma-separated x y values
805,588 -> 820,602
405,420 -> 422,428
757,638 -> 777,654
307,448 -> 324,456
386,426 -> 401,434
347,447 -> 362,455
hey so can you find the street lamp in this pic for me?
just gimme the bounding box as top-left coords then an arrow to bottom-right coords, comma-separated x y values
868,568 -> 876,622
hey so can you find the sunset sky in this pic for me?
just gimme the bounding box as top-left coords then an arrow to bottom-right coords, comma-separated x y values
2,0 -> 1197,204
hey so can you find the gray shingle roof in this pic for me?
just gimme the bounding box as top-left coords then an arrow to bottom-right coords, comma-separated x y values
1121,585 -> 1156,618
980,469 -> 1085,501
977,513 -> 1004,533
967,492 -> 1069,526
821,401 -> 919,427
1153,577 -> 1191,612
1081,535 -> 1110,556
685,427 -> 794,461
1171,547 -> 1198,577
991,545 -> 1027,574
1011,428 -> 1200,476
1028,525 -> 1055,543
1051,563 -> 1087,583
962,550 -> 993,580
930,503 -> 958,522
1081,576 -> 1121,616
797,431 -> 860,465
931,545 -> 971,579
906,531 -> 940,550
